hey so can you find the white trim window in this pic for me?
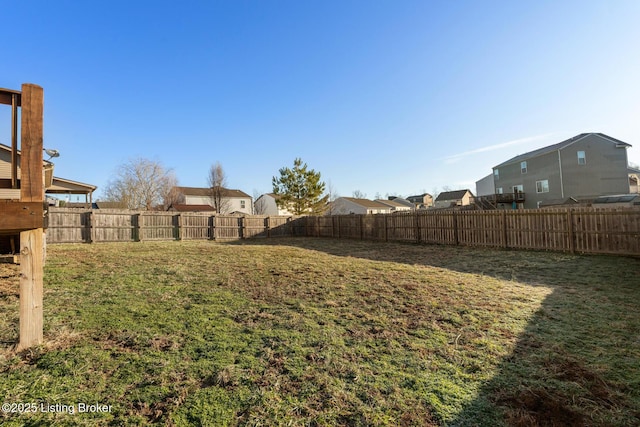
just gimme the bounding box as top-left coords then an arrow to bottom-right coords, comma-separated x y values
521,161 -> 527,174
494,169 -> 499,179
536,180 -> 549,193
240,200 -> 246,209
577,151 -> 586,165
496,187 -> 503,194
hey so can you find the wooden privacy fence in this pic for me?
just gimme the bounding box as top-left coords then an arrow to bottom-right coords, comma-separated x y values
46,208 -> 304,243
46,207 -> 640,256
304,208 -> 640,256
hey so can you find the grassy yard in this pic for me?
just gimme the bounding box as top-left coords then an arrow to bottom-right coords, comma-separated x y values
0,238 -> 638,426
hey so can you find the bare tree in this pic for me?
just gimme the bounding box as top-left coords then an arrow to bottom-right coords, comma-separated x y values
326,180 -> 339,215
207,162 -> 231,214
104,158 -> 178,210
352,190 -> 367,199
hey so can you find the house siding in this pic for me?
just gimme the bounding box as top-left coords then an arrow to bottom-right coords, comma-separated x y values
493,134 -> 630,208
184,194 -> 252,214
475,174 -> 495,197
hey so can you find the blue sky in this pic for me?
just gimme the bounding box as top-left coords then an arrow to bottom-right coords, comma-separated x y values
2,0 -> 639,201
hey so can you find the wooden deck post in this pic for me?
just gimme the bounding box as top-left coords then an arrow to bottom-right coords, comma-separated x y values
18,229 -> 44,349
17,83 -> 45,350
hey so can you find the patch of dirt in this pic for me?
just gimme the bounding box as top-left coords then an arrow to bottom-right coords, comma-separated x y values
0,263 -> 19,298
499,388 -> 586,427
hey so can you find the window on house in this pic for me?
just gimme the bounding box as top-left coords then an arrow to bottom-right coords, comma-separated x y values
496,187 -> 503,194
536,180 -> 549,193
494,169 -> 499,179
521,161 -> 527,174
240,200 -> 246,209
513,185 -> 523,193
577,151 -> 586,165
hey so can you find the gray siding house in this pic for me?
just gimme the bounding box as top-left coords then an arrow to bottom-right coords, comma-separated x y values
492,133 -> 631,209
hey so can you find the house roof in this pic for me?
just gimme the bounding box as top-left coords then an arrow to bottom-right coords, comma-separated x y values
375,199 -> 410,208
175,186 -> 251,198
435,190 -> 472,202
168,203 -> 215,212
340,197 -> 390,209
0,142 -> 53,166
593,194 -> 639,204
0,143 -> 96,194
47,177 -> 97,194
494,133 -> 632,169
629,166 -> 640,174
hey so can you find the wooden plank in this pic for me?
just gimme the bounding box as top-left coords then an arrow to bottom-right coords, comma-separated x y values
0,87 -> 22,106
20,84 -> 44,203
0,201 -> 44,232
17,228 -> 44,350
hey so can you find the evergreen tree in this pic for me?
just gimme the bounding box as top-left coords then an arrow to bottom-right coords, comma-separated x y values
272,158 -> 328,215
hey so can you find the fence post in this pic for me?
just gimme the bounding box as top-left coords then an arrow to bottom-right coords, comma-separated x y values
568,209 -> 575,254
209,215 -> 215,240
415,211 -> 421,243
453,211 -> 459,245
176,214 -> 183,241
135,213 -> 142,242
87,211 -> 95,243
266,216 -> 271,238
384,214 -> 388,241
337,216 -> 341,239
360,215 -> 364,240
501,210 -> 508,248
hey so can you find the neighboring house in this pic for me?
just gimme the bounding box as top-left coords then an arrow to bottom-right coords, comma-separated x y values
173,186 -> 252,214
254,193 -> 294,216
388,197 -> 416,209
593,194 -> 640,208
433,190 -> 475,209
329,197 -> 392,215
406,193 -> 433,208
0,143 -> 96,204
492,133 -> 631,209
629,167 -> 640,193
475,174 -> 495,197
539,194 -> 640,209
375,198 -> 412,212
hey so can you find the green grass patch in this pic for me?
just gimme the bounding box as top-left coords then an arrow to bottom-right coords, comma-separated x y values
0,238 -> 638,426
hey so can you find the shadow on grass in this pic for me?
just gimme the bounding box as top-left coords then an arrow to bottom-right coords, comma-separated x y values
230,237 -> 640,426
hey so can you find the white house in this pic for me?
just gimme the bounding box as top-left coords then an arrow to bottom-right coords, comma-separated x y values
254,193 -> 294,216
329,197 -> 392,215
375,198 -> 413,212
173,186 -> 252,214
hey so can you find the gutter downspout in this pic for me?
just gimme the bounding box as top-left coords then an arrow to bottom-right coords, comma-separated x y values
558,149 -> 565,198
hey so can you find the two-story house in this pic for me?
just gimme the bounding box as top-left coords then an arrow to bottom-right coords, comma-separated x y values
491,133 -> 632,209
433,190 -> 475,209
172,186 -> 253,214
406,193 -> 433,208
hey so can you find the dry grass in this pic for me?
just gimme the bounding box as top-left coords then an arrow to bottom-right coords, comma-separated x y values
0,238 -> 638,426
